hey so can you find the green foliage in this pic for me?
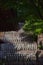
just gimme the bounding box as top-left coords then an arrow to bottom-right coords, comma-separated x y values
23,0 -> 43,34
0,0 -> 43,34
23,19 -> 43,34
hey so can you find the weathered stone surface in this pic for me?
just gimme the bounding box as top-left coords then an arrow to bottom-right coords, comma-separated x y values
0,30 -> 37,51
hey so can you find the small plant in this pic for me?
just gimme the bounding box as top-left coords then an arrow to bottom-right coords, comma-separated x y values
38,45 -> 42,49
38,41 -> 43,50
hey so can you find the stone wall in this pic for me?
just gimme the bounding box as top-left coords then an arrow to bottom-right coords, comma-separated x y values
0,31 -> 37,65
0,31 -> 37,50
